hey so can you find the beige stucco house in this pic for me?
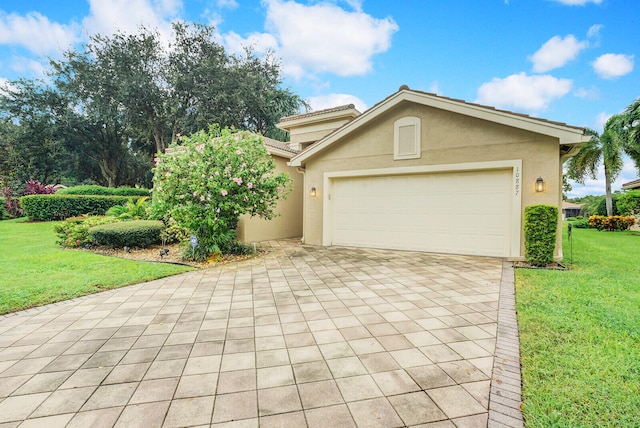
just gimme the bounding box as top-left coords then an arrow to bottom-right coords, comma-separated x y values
236,137 -> 303,243
277,86 -> 589,260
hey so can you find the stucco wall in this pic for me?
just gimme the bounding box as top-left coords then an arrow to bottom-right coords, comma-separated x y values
236,155 -> 303,243
302,102 -> 564,259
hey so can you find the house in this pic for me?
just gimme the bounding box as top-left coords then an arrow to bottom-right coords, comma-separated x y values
621,179 -> 640,191
236,137 -> 303,243
277,86 -> 590,260
561,201 -> 583,219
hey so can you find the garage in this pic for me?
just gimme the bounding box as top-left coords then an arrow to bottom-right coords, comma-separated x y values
329,169 -> 513,257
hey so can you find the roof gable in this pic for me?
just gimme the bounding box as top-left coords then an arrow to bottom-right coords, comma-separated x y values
290,87 -> 590,167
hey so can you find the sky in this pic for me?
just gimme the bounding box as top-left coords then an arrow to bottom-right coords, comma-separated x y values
0,0 -> 637,197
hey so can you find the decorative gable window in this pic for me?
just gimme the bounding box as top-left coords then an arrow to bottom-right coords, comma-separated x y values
394,116 -> 421,160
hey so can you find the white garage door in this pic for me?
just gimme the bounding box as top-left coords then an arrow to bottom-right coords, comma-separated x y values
330,169 -> 513,257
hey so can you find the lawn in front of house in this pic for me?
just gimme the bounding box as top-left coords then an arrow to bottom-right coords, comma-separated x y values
0,218 -> 193,315
516,224 -> 640,427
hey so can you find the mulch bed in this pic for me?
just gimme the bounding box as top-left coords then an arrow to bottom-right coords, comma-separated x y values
513,261 -> 568,270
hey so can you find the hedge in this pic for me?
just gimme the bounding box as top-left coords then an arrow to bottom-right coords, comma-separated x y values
524,204 -> 558,267
57,185 -> 150,197
0,197 -> 9,220
20,195 -> 139,221
588,215 -> 636,231
89,220 -> 165,248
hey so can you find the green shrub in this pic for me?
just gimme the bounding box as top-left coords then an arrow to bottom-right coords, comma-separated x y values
57,185 -> 150,197
565,217 -> 577,222
89,220 -> 165,248
569,218 -> 590,228
106,197 -> 150,220
524,204 -> 558,267
617,190 -> 640,216
0,197 -> 9,220
588,215 -> 636,231
53,215 -> 119,248
20,195 -> 139,221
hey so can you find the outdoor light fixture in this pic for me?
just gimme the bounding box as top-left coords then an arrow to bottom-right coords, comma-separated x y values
309,186 -> 317,197
535,176 -> 545,192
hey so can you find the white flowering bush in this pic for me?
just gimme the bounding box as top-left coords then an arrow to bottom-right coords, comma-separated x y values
151,126 -> 292,258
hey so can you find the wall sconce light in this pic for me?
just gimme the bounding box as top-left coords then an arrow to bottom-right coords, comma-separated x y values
535,176 -> 545,192
309,186 -> 317,197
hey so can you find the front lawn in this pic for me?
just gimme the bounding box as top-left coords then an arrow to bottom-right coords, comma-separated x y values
516,224 -> 640,427
0,218 -> 192,315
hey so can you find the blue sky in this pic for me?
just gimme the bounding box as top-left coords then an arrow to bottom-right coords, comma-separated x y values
0,0 -> 637,197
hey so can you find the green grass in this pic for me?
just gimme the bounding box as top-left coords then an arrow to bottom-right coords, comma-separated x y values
516,224 -> 640,427
0,218 -> 192,315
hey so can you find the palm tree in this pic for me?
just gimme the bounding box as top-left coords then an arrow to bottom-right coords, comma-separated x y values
566,115 -> 625,216
622,98 -> 640,167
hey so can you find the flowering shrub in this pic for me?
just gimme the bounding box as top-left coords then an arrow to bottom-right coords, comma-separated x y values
588,215 -> 636,231
151,126 -> 292,258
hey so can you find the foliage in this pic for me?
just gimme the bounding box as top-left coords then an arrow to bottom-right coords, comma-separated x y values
89,220 -> 164,248
57,185 -> 150,196
588,215 -> 635,231
524,204 -> 558,267
152,126 -> 292,258
622,97 -> 640,168
566,119 -> 626,217
20,194 -> 137,221
2,187 -> 23,218
0,23 -> 306,189
23,179 -> 56,195
106,196 -> 150,220
517,225 -> 640,427
160,217 -> 190,244
0,197 -> 8,220
53,215 -> 119,248
567,218 -> 590,228
616,190 -> 640,216
0,219 -> 191,314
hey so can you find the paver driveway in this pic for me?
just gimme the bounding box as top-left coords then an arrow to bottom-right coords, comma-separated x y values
0,240 -> 520,427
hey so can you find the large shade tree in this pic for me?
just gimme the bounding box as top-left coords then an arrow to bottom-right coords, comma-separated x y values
0,23 -> 306,188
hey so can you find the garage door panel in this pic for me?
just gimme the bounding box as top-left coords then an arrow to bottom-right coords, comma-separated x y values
331,170 -> 512,257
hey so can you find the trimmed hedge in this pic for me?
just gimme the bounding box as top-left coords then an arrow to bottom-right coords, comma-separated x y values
524,204 -> 558,267
20,195 -> 138,221
89,220 -> 165,248
57,185 -> 150,197
588,215 -> 636,231
0,197 -> 8,220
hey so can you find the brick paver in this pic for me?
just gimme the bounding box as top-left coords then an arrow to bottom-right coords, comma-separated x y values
0,240 -> 522,427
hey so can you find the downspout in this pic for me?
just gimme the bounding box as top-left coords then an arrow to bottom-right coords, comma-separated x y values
296,167 -> 306,244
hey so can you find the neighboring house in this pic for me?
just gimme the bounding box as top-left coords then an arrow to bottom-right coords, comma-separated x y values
561,201 -> 583,219
278,86 -> 590,260
236,137 -> 303,243
621,179 -> 640,191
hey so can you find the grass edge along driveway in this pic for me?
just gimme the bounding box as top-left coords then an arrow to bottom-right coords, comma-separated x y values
516,224 -> 640,427
0,218 -> 192,315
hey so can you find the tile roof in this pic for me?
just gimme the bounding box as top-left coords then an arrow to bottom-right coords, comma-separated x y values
262,136 -> 299,154
622,178 -> 640,189
279,104 -> 359,123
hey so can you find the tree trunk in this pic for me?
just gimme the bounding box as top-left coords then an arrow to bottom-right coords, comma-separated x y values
604,165 -> 613,216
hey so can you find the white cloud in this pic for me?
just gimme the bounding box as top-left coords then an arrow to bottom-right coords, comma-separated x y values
0,11 -> 80,56
10,56 -> 49,78
594,112 -> 611,132
550,0 -> 602,5
82,0 -> 181,40
223,31 -> 279,57
261,0 -> 398,78
574,86 -> 600,100
476,72 -> 572,112
306,93 -> 367,112
529,35 -> 588,72
587,24 -> 603,39
428,81 -> 441,95
217,0 -> 239,9
592,53 -> 634,79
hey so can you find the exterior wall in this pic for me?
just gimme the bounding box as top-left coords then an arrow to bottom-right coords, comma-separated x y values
236,155 -> 303,243
302,102 -> 564,259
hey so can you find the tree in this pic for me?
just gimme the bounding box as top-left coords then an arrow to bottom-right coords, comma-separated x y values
0,23 -> 306,188
151,126 -> 291,259
622,98 -> 640,169
566,116 -> 626,216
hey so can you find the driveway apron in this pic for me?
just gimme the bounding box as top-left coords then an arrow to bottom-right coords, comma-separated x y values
0,240 -> 522,427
